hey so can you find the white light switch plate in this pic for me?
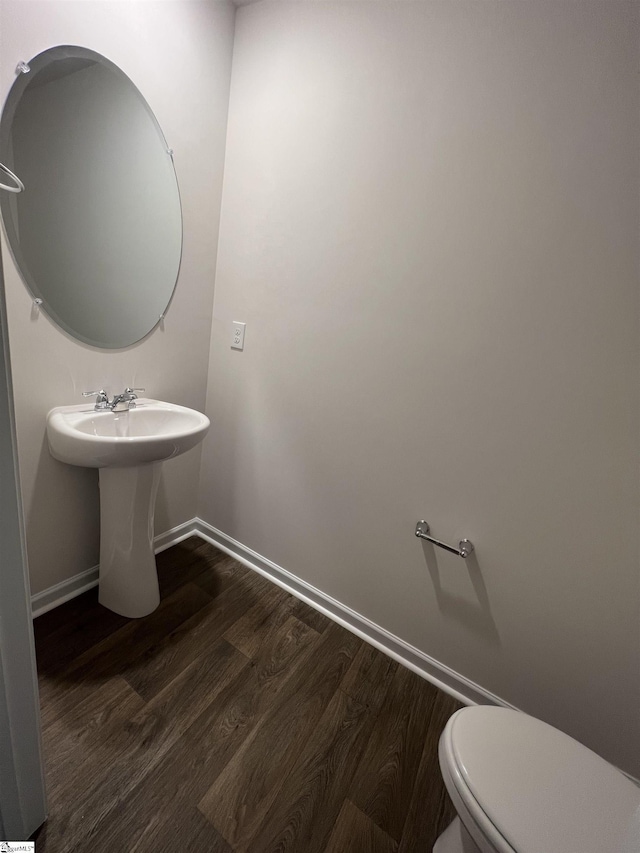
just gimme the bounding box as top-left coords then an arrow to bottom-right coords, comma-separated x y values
231,321 -> 246,350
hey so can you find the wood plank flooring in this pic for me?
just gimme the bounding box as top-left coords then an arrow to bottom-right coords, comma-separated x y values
32,537 -> 461,852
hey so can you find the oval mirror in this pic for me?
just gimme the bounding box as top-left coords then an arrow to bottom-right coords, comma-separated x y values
0,46 -> 182,348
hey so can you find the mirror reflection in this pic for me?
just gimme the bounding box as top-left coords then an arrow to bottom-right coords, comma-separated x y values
0,46 -> 182,348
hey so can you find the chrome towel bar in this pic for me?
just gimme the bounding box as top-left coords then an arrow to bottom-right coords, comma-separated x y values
415,520 -> 474,558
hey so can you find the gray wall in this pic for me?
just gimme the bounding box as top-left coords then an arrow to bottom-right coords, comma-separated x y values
199,0 -> 640,776
0,0 -> 236,595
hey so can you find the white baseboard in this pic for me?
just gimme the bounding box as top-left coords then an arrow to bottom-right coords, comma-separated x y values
193,518 -> 512,711
30,519 -> 197,618
30,515 -> 508,710
153,519 -> 197,555
31,564 -> 101,619
32,518 -> 640,783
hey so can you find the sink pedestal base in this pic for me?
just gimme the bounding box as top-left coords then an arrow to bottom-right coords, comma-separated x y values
98,462 -> 162,618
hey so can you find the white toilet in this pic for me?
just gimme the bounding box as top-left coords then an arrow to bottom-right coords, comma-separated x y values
434,706 -> 640,853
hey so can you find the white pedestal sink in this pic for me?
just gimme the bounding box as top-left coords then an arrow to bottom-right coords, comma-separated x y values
46,399 -> 210,618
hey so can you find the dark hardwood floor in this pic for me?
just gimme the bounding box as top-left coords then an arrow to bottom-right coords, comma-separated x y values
32,537 -> 460,852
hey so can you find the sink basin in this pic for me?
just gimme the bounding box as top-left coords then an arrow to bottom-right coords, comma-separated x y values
46,398 -> 210,619
47,398 -> 209,468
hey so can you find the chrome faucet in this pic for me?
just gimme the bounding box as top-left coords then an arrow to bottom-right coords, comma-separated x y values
82,387 -> 145,412
110,387 -> 145,411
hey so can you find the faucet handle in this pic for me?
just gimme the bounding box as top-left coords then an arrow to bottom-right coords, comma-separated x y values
82,389 -> 109,410
123,387 -> 145,409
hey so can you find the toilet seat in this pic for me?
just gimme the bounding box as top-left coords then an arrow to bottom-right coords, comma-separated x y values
440,706 -> 640,853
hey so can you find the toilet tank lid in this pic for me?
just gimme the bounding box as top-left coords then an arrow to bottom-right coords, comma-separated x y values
447,707 -> 640,853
